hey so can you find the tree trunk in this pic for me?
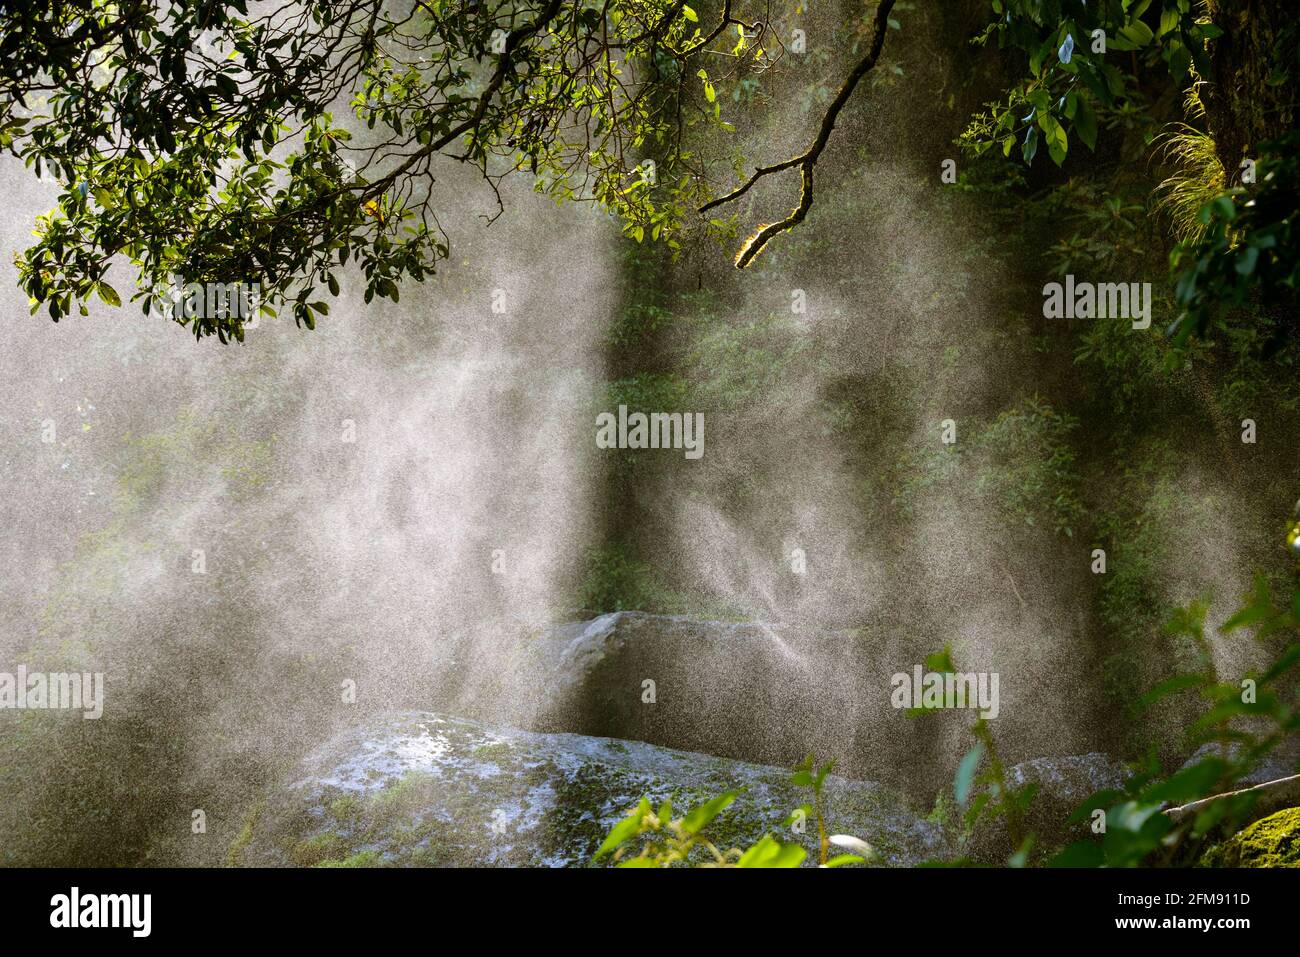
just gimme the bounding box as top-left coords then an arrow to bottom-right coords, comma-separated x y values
1201,0 -> 1297,177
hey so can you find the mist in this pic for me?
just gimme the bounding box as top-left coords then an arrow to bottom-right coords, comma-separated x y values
0,0 -> 1292,868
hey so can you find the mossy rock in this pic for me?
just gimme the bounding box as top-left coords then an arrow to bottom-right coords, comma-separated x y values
236,711 -> 947,868
1207,807 -> 1300,868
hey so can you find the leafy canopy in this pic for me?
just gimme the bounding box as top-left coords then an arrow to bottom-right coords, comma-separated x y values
1,0 -> 783,340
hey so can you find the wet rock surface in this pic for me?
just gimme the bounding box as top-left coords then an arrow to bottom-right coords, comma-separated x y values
236,711 -> 949,868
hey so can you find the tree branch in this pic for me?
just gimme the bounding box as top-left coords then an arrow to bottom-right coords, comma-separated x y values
702,0 -> 896,268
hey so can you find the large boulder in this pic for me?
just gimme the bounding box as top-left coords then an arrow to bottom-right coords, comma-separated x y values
1178,741 -> 1300,787
1007,752 -> 1130,809
429,611 -> 1107,796
233,711 -> 948,867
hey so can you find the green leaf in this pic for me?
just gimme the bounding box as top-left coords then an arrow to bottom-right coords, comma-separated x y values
815,759 -> 836,789
96,282 -> 121,307
1118,19 -> 1154,47
955,743 -> 984,806
1039,112 -> 1068,166
595,797 -> 651,859
736,835 -> 806,868
963,791 -> 992,828
1073,95 -> 1098,151
1048,840 -> 1104,867
1262,643 -> 1300,685
681,5 -> 697,22
925,647 -> 955,674
657,797 -> 673,825
1167,40 -> 1191,82
1023,125 -> 1039,165
1008,835 -> 1034,867
681,791 -> 736,835
1138,672 -> 1207,709
1142,758 -> 1227,806
1223,596 -> 1272,632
